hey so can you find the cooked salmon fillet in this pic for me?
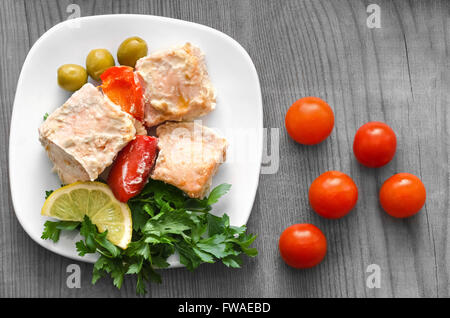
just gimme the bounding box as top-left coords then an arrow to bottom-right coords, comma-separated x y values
150,121 -> 227,198
135,43 -> 216,127
132,118 -> 148,135
103,95 -> 148,136
39,83 -> 136,184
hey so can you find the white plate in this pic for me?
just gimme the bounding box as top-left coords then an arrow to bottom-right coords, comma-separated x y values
9,15 -> 263,266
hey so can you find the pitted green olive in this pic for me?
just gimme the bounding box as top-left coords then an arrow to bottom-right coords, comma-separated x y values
86,49 -> 115,81
57,64 -> 88,92
117,36 -> 148,68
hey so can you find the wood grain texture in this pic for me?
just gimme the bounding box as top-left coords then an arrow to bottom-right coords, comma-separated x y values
1,0 -> 449,298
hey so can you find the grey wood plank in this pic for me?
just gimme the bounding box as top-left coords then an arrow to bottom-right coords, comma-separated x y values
0,0 -> 449,298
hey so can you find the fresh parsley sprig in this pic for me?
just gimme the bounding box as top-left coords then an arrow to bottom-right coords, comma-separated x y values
41,220 -> 80,242
41,181 -> 257,294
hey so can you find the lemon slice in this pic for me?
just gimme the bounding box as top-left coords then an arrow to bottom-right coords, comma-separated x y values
41,181 -> 132,249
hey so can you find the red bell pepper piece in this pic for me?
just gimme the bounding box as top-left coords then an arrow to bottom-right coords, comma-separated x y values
101,66 -> 145,121
108,135 -> 158,202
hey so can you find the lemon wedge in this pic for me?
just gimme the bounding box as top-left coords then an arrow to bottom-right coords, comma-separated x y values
41,181 -> 132,249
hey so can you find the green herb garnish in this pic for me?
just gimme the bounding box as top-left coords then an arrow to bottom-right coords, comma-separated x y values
41,180 -> 257,294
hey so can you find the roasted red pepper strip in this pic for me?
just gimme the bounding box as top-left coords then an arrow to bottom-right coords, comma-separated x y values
108,135 -> 158,202
101,66 -> 145,121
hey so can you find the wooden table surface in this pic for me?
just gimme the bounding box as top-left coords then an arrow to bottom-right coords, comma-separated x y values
1,0 -> 449,298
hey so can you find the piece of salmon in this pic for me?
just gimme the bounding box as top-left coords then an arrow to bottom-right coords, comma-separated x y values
39,83 -> 136,184
136,43 -> 216,127
150,121 -> 227,198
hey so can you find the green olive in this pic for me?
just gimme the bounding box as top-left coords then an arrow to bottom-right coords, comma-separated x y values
86,49 -> 115,81
117,36 -> 148,68
57,64 -> 88,92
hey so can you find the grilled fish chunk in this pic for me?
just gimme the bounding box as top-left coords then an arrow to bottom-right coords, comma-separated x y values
136,43 -> 216,127
39,83 -> 136,184
150,121 -> 227,199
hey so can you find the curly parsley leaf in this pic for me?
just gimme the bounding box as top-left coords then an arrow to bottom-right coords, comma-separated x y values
142,209 -> 194,236
76,216 -> 121,258
207,183 -> 231,205
45,190 -> 54,199
92,255 -> 126,289
222,255 -> 244,268
41,220 -> 80,242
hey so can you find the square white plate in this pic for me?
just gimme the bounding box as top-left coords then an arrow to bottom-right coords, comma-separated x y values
9,15 -> 263,266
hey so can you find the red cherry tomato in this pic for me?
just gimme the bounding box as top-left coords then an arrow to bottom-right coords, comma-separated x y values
353,122 -> 397,168
379,173 -> 426,218
309,171 -> 358,219
279,224 -> 327,269
101,66 -> 145,121
285,97 -> 334,145
108,135 -> 158,202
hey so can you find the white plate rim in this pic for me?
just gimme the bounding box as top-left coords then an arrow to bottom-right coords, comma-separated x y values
9,14 -> 263,266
